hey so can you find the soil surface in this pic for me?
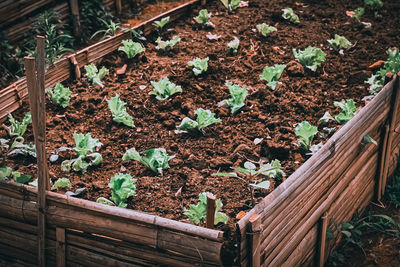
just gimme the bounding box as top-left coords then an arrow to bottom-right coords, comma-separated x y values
2,0 -> 400,232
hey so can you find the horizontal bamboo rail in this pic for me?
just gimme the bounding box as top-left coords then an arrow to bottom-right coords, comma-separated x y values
237,76 -> 400,266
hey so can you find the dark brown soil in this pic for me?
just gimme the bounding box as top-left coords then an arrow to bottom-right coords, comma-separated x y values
3,0 -> 400,232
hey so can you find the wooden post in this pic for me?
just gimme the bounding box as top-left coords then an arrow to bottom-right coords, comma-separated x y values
206,194 -> 216,229
318,212 -> 328,267
56,228 -> 66,267
69,0 -> 81,38
24,35 -> 49,267
249,214 -> 261,267
116,0 -> 122,15
69,55 -> 81,79
381,75 -> 400,198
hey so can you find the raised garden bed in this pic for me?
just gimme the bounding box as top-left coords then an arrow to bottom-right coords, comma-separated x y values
1,0 -> 400,266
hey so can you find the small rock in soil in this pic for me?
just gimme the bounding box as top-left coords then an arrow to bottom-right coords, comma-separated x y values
286,60 -> 304,77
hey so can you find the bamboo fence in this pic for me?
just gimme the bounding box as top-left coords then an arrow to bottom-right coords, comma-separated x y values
1,0 -> 400,266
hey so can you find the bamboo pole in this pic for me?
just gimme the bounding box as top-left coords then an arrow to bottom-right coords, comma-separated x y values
377,123 -> 389,201
318,212 -> 328,267
68,0 -> 81,38
56,228 -> 66,267
249,214 -> 261,267
206,194 -> 216,229
116,0 -> 122,15
69,55 -> 81,79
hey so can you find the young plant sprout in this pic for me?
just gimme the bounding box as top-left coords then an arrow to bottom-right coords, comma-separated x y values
259,64 -> 286,90
328,35 -> 352,51
176,108 -> 221,133
84,64 -> 109,87
293,46 -> 326,72
334,99 -> 358,124
51,178 -> 71,190
184,192 -> 228,225
364,0 -> 383,9
118,40 -> 145,59
352,7 -> 365,21
5,112 -> 31,138
91,18 -> 121,40
155,35 -> 181,51
188,57 -> 209,76
107,94 -> 134,127
220,81 -> 248,113
46,83 -> 71,108
194,9 -> 214,27
149,77 -> 182,100
227,37 -> 240,54
212,160 -> 284,205
61,132 -> 103,174
122,148 -> 174,175
152,16 -> 170,30
256,23 -> 277,37
0,166 -> 31,184
295,121 -> 318,151
98,173 -> 137,207
282,8 -> 300,24
219,0 -> 241,11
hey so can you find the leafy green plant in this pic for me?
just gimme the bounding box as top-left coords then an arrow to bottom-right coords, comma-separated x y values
108,173 -> 137,207
188,57 -> 209,76
91,18 -> 121,40
256,23 -> 277,37
334,99 -> 358,124
152,16 -> 170,30
61,132 -> 102,173
295,121 -> 318,150
149,77 -> 182,100
184,192 -> 228,225
107,94 -> 134,127
328,35 -> 352,51
5,112 -> 31,137
155,35 -> 180,51
259,64 -> 286,90
219,0 -> 241,11
365,74 -> 384,95
51,178 -> 71,190
293,46 -> 326,72
7,137 -> 37,158
194,9 -> 214,27
176,108 -> 221,133
282,8 -> 300,24
84,64 -> 109,87
220,81 -> 248,113
364,0 -> 383,9
227,37 -> 240,54
123,148 -> 174,175
118,40 -> 145,59
46,83 -> 71,108
387,174 -> 400,208
0,167 -> 31,183
352,7 -> 365,21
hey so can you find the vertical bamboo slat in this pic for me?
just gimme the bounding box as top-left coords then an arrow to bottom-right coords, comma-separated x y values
56,228 -> 66,267
249,214 -> 261,267
206,194 -> 216,229
377,123 -> 389,201
68,0 -> 81,38
318,212 -> 328,267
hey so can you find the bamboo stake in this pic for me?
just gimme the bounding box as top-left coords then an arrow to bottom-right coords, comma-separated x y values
206,193 -> 216,229
382,76 -> 400,197
56,228 -> 66,267
69,0 -> 81,38
377,123 -> 389,201
318,212 -> 328,267
69,55 -> 81,79
249,214 -> 261,267
116,0 -> 122,15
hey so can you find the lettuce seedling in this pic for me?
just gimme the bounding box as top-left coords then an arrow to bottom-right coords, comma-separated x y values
194,9 -> 214,27
295,121 -> 318,150
84,64 -> 109,87
51,178 -> 71,190
152,16 -> 170,30
184,192 -> 228,225
46,83 -> 71,108
118,39 -> 145,59
123,148 -> 174,175
328,35 -> 352,51
319,111 -> 335,125
376,48 -> 400,77
176,108 -> 221,133
107,94 -> 134,127
221,81 -> 248,113
150,77 -> 182,100
0,167 -> 31,184
108,173 -> 137,208
365,74 -> 384,95
5,112 -> 31,137
364,0 -> 383,9
282,8 -> 300,24
259,64 -> 286,90
8,137 -> 37,158
155,35 -> 180,51
352,7 -> 365,21
334,99 -> 358,124
293,46 -> 326,72
188,57 -> 209,76
61,132 -> 103,173
256,23 -> 277,37
227,37 -> 240,54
